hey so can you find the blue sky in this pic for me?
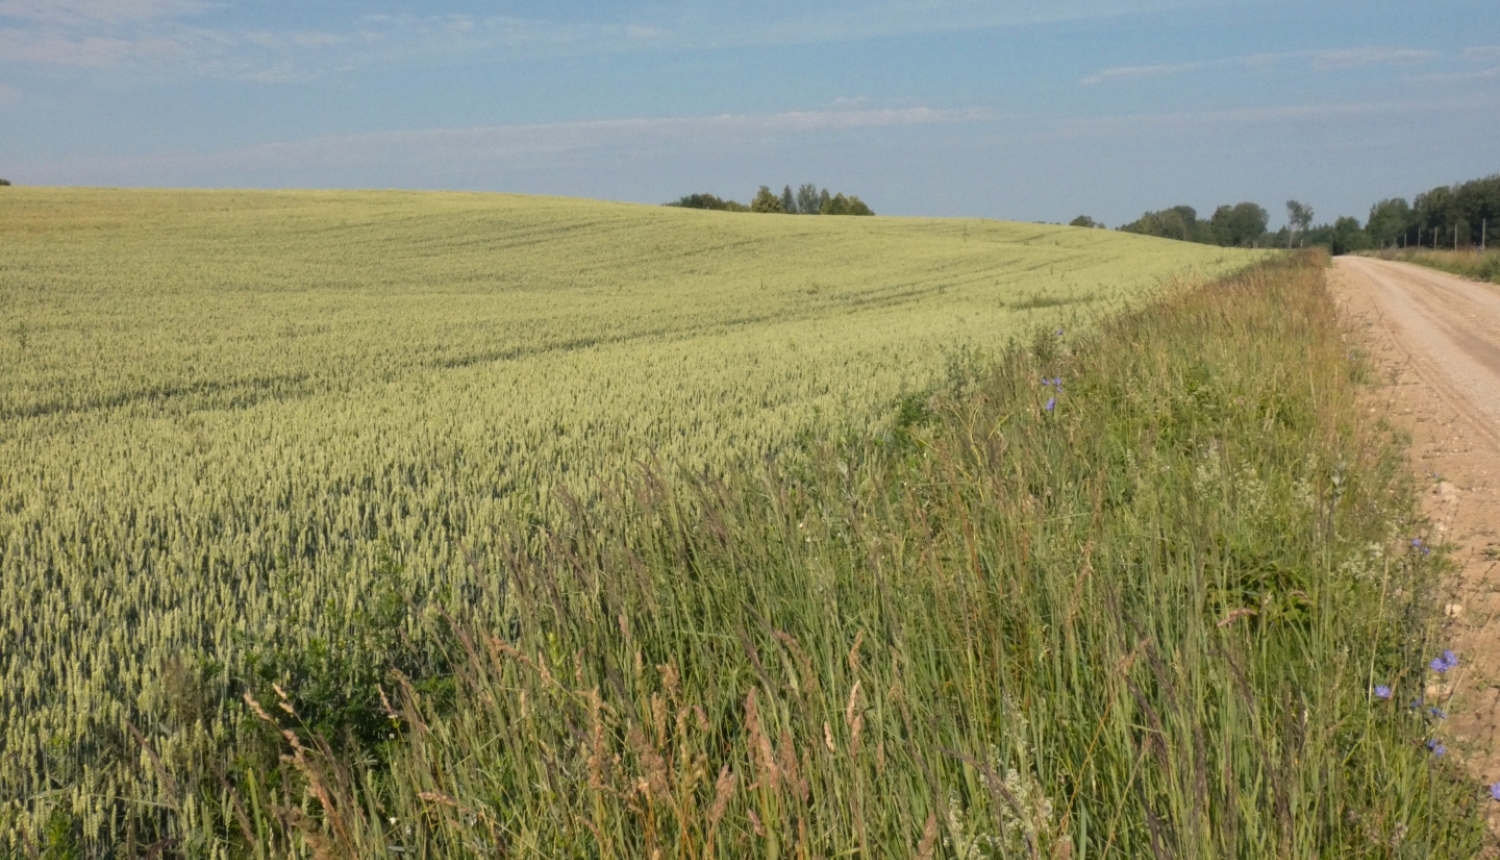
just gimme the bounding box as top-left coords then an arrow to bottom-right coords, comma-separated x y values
1,0 -> 1497,226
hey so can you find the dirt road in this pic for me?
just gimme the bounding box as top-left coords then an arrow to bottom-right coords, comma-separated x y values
1332,256 -> 1500,841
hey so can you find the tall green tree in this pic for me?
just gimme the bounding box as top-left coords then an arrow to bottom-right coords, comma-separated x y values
820,193 -> 851,216
1365,198 -> 1413,247
1285,200 -> 1313,248
1119,205 -> 1199,241
1211,202 -> 1269,247
751,186 -> 785,213
780,185 -> 796,213
1329,215 -> 1371,255
1414,185 -> 1456,246
795,184 -> 821,215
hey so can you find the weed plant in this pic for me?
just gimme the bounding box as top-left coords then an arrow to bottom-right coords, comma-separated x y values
1373,248 -> 1500,284
218,253 -> 1483,858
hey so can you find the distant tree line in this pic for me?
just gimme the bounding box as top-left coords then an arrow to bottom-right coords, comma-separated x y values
0,178 -> 11,186
1068,216 -> 1107,229
667,192 -> 748,212
1105,174 -> 1499,255
1361,174 -> 1500,250
667,183 -> 873,216
1114,202 -> 1272,248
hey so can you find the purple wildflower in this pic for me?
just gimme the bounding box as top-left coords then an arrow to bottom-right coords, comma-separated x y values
1427,739 -> 1447,757
1374,685 -> 1392,700
1045,397 -> 1056,412
1411,538 -> 1431,556
1490,782 -> 1500,802
1430,707 -> 1448,720
1430,650 -> 1459,673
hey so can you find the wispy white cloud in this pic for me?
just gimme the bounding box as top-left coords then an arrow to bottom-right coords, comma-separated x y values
261,106 -> 999,165
1080,62 -> 1205,86
0,27 -> 189,65
1414,65 -> 1500,83
725,0 -> 1217,47
1461,45 -> 1500,62
0,6 -> 675,79
0,5 -> 352,80
0,0 -> 209,26
1308,46 -> 1438,70
1057,96 -> 1492,136
1081,46 -> 1442,85
0,1 -> 1218,81
19,105 -> 998,180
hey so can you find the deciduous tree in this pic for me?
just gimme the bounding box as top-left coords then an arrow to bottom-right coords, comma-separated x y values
1365,198 -> 1413,247
820,193 -> 851,216
751,186 -> 785,213
1211,202 -> 1269,247
1285,200 -> 1313,247
1329,215 -> 1371,255
795,183 -> 821,214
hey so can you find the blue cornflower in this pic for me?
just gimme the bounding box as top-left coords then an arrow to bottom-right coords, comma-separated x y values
1430,651 -> 1459,673
1374,685 -> 1392,700
1045,397 -> 1056,412
1411,538 -> 1431,556
1490,782 -> 1500,802
1429,707 -> 1448,720
1427,739 -> 1447,757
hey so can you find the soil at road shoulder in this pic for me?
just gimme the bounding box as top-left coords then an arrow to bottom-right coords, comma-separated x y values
1331,257 -> 1500,845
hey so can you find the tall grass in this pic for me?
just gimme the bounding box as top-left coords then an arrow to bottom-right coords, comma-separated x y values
210,252 -> 1482,858
1372,247 -> 1500,284
0,189 -> 1261,852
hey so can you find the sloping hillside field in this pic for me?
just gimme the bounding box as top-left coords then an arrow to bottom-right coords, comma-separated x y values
0,190 -> 1257,846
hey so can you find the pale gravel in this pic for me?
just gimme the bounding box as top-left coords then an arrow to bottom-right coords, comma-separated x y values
1333,256 -> 1500,849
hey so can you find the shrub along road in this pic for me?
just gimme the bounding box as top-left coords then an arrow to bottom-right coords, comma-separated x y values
1334,256 -> 1500,843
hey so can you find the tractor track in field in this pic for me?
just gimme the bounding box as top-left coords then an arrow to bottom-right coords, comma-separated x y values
1332,256 -> 1500,847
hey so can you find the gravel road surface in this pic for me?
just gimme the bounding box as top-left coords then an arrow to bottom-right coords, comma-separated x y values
1333,256 -> 1500,846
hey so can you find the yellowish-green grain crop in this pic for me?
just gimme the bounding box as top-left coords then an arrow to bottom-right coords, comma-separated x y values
0,188 -> 1260,848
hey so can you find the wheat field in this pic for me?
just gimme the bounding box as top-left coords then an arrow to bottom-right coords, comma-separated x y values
0,188 -> 1258,846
